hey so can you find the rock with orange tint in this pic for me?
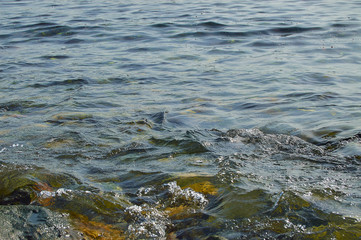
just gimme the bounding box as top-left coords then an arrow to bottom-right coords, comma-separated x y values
185,181 -> 218,196
71,213 -> 125,240
165,205 -> 198,220
165,205 -> 188,217
33,182 -> 55,206
169,175 -> 219,196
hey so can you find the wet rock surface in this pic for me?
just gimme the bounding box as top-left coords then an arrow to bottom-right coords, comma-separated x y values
1,128 -> 361,239
0,205 -> 79,239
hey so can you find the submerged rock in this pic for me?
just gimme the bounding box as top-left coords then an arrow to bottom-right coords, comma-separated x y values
47,112 -> 93,125
0,205 -> 79,239
70,213 -> 125,240
50,112 -> 93,121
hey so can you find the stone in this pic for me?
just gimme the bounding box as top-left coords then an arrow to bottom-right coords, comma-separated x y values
0,205 -> 79,239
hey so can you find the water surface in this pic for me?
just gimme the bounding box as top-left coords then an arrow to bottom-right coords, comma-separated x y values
1,0 -> 361,239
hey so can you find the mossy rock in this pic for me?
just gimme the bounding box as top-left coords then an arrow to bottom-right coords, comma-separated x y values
296,221 -> 361,239
211,189 -> 273,219
0,169 -> 36,199
168,174 -> 218,196
70,213 -> 126,240
271,191 -> 311,216
0,162 -> 130,230
165,205 -> 199,220
184,181 -> 218,195
59,191 -> 129,219
0,163 -> 81,205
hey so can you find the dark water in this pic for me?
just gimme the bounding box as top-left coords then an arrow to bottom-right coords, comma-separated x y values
1,0 -> 361,239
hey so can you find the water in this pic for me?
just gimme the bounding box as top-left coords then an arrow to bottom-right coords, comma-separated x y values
1,0 -> 361,239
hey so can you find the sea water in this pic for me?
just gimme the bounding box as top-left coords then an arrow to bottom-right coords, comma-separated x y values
1,0 -> 361,239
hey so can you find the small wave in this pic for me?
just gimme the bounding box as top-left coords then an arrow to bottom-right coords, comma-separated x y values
30,78 -> 89,88
0,100 -> 45,113
283,91 -> 339,101
32,25 -> 76,37
170,31 -> 211,38
0,34 -> 11,39
331,23 -> 359,28
249,40 -> 279,47
119,34 -> 154,42
126,47 -> 164,52
197,21 -> 227,28
149,111 -> 168,125
40,55 -> 70,60
0,45 -> 19,50
221,128 -> 326,156
325,132 -> 361,152
64,38 -> 84,44
170,29 -> 269,39
19,22 -> 57,29
169,27 -> 321,39
105,142 -> 155,159
269,26 -> 323,35
150,23 -> 173,28
149,136 -> 208,155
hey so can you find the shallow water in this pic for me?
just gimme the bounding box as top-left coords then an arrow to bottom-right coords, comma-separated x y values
1,0 -> 361,239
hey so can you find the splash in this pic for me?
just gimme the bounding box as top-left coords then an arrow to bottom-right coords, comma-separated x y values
125,204 -> 170,239
125,181 -> 209,239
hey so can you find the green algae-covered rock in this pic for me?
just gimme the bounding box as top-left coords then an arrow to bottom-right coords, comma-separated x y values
0,163 -> 81,205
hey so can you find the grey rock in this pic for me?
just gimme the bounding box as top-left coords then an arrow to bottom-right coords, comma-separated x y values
0,205 -> 80,240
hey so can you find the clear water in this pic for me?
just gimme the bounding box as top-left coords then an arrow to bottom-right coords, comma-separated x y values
1,0 -> 361,239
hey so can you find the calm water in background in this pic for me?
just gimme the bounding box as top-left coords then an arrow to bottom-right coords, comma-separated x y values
1,0 -> 361,239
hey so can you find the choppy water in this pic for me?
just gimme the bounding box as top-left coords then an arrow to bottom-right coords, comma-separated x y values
1,0 -> 361,239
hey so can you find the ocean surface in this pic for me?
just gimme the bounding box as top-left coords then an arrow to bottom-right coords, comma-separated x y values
1,0 -> 361,239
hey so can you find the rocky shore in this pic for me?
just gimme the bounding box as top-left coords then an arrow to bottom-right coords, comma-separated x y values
0,205 -> 79,239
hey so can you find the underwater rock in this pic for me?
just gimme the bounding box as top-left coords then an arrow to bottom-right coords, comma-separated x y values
48,112 -> 93,124
70,213 -> 125,240
173,176 -> 218,196
44,138 -> 76,149
0,205 -> 79,239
